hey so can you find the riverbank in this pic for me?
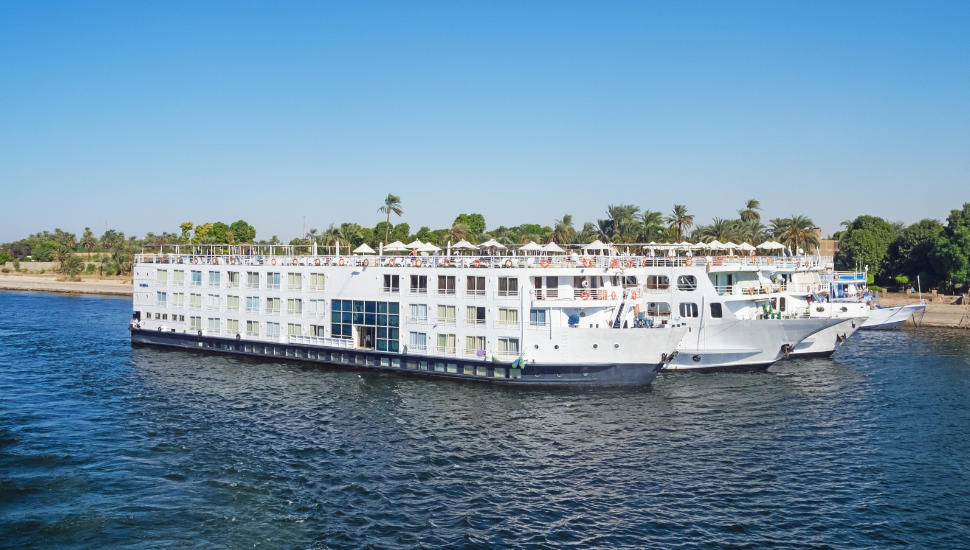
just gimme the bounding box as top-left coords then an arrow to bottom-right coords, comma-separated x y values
0,275 -> 132,296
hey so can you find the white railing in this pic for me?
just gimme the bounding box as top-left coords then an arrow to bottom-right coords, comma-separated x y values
434,317 -> 457,327
288,335 -> 355,348
408,289 -> 429,296
436,289 -> 456,297
380,287 -> 400,295
465,289 -> 487,299
463,319 -> 486,328
244,282 -> 259,289
155,301 -> 167,307
496,290 -> 519,298
494,320 -> 519,329
528,321 -> 550,329
406,316 -> 429,325
433,346 -> 457,357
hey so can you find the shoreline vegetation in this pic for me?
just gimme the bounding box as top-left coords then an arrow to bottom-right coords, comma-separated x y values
2,197 -> 969,296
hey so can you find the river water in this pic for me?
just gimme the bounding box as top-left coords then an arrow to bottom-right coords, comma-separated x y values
2,291 -> 969,549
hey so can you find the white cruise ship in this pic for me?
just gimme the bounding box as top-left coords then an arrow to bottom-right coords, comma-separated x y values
129,245 -> 689,385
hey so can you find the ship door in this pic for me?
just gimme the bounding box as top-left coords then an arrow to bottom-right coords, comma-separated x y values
356,326 -> 375,349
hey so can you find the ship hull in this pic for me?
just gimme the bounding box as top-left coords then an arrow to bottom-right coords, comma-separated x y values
130,329 -> 669,385
789,317 -> 866,359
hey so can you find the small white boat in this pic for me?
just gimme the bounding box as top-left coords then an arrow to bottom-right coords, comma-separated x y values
859,303 -> 926,331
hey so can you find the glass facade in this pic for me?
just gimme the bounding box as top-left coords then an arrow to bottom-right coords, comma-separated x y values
331,300 -> 400,352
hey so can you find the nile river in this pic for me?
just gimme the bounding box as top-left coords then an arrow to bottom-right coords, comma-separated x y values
2,291 -> 969,549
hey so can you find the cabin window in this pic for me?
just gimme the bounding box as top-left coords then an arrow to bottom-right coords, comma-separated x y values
156,291 -> 167,307
226,295 -> 240,311
308,299 -> 324,316
266,322 -> 280,338
309,273 -> 325,291
209,271 -> 221,287
226,319 -> 240,335
436,305 -> 456,325
287,323 -> 301,336
267,272 -> 281,290
287,272 -> 301,290
498,308 -> 519,326
207,294 -> 220,310
246,271 -> 259,289
161,314 -> 167,320
287,298 -> 302,315
498,277 -> 518,297
246,296 -> 259,313
466,336 -> 486,355
311,324 -> 325,337
177,315 -> 185,322
530,309 -> 547,326
646,275 -> 669,290
409,304 -> 428,324
437,333 -> 456,354
677,275 -> 697,291
679,303 -> 699,318
156,270 -> 168,285
466,306 -> 486,326
227,271 -> 240,288
190,270 -> 202,287
498,338 -> 519,356
410,275 -> 428,295
383,274 -> 400,293
265,297 -> 281,315
173,270 -> 185,286
189,294 -> 202,309
437,276 -> 456,296
467,276 -> 486,296
710,303 -> 723,318
624,276 -> 638,287
189,316 -> 202,331
207,318 -> 220,334
769,297 -> 787,312
171,293 -> 184,308
409,332 -> 427,351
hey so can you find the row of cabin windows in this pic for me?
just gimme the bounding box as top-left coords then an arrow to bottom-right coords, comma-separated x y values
154,292 -> 324,315
383,275 -> 519,295
644,302 -> 725,319
405,304 -> 531,326
407,333 -> 519,353
155,270 -> 325,290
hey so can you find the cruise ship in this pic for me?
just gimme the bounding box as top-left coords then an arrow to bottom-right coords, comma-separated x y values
129,244 -> 690,385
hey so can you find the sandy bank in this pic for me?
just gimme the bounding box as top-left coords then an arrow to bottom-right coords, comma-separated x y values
0,275 -> 132,297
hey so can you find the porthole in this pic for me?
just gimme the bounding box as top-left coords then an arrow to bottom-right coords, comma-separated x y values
841,306 -> 848,312
592,343 -> 598,349
579,311 -> 586,317
554,345 -> 559,350
534,344 -> 539,350
613,343 -> 620,349
692,355 -> 701,362
816,306 -> 825,312
582,370 -> 589,377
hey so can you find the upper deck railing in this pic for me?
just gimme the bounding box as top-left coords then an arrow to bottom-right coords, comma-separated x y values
135,251 -> 833,271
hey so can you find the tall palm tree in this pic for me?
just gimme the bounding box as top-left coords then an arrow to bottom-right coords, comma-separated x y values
665,205 -> 694,242
739,199 -> 762,222
449,223 -> 469,243
551,214 -> 576,244
638,210 -> 665,242
737,219 -> 768,244
377,193 -> 404,245
775,215 -> 818,252
81,227 -> 97,253
575,222 -> 597,244
603,204 -> 640,241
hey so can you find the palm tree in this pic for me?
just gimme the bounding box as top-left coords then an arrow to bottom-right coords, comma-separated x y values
739,199 -> 762,222
638,210 -> 665,242
603,204 -> 640,242
81,227 -> 97,253
575,222 -> 597,244
489,227 -> 518,246
551,214 -> 576,244
377,193 -> 404,245
307,228 -> 319,241
891,221 -> 907,236
449,223 -> 469,243
665,205 -> 694,242
775,215 -> 819,252
737,219 -> 768,244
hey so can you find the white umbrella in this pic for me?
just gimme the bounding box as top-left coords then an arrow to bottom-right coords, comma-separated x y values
757,241 -> 785,250
583,239 -> 608,250
737,243 -> 757,251
542,242 -> 565,253
405,239 -> 425,249
707,240 -> 724,249
690,243 -> 708,250
722,242 -> 738,249
353,243 -> 376,254
479,238 -> 506,249
418,242 -> 441,252
383,241 -> 408,252
519,242 -> 543,251
451,240 -> 478,249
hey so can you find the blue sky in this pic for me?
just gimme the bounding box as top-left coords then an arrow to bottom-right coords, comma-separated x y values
1,1 -> 967,242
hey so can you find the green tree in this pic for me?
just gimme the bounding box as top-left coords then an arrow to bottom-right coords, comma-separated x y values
665,205 -> 694,243
377,193 -> 404,245
80,227 -> 97,253
773,215 -> 819,252
0,251 -> 12,266
191,223 -> 213,244
210,222 -> 231,243
888,219 -> 943,284
179,222 -> 194,243
738,199 -> 762,222
415,226 -> 434,243
453,214 -> 486,236
551,214 -> 576,244
228,220 -> 256,243
32,242 -> 56,262
63,254 -> 84,280
390,222 -> 411,243
835,215 -> 896,276
929,203 -> 970,290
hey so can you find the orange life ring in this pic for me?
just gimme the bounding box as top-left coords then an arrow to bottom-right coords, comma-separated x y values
415,258 -> 423,267
472,259 -> 481,268
441,258 -> 450,267
231,258 -> 237,265
314,258 -> 321,266
642,259 -> 649,267
540,259 -> 550,268
610,259 -> 618,268
389,258 -> 396,267
504,259 -> 513,268
611,291 -> 616,300
625,259 -> 633,268
338,258 -> 345,266
271,258 -> 276,266
362,259 -> 369,267
631,291 -> 637,300
582,258 -> 593,267
193,257 -> 199,264
767,258 -> 773,265
292,258 -> 298,266
685,258 -> 694,266
581,290 -> 590,300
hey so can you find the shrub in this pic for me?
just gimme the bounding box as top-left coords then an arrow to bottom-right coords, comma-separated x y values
869,285 -> 885,292
0,252 -> 12,266
895,275 -> 909,285
13,259 -> 20,270
85,263 -> 96,273
63,255 -> 84,279
40,269 -> 45,274
1,268 -> 8,274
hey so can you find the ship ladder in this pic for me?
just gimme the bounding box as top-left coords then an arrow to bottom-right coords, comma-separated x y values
613,300 -> 626,328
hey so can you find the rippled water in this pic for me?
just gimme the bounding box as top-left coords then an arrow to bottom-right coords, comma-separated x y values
2,291 -> 970,549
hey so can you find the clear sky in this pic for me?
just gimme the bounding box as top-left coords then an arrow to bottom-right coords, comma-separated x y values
1,1 -> 968,243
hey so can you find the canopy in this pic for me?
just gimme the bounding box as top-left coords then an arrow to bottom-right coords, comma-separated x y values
519,242 -> 543,251
722,242 -> 738,249
583,239 -> 608,250
757,241 -> 785,250
690,243 -> 708,250
707,240 -> 724,249
737,243 -> 757,251
418,242 -> 441,252
451,240 -> 478,250
353,243 -> 376,254
479,238 -> 507,249
542,242 -> 565,253
405,239 -> 425,249
383,241 -> 408,251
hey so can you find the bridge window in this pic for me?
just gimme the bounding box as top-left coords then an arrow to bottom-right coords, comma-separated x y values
677,275 -> 697,291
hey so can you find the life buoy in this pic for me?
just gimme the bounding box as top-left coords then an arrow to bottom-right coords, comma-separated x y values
271,258 -> 276,266
581,290 -> 590,300
540,259 -> 550,268
642,259 -> 649,267
685,258 -> 694,266
193,257 -> 199,264
610,259 -> 618,268
582,258 -> 593,267
389,258 -> 396,267
631,291 -> 637,300
611,291 -> 616,300
767,258 -> 773,265
231,258 -> 237,265
338,258 -> 345,266
292,258 -> 298,266
472,259 -> 481,268
415,258 -> 423,267
362,259 -> 369,267
625,259 -> 633,268
441,258 -> 450,267
314,258 -> 321,266
505,259 -> 513,268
